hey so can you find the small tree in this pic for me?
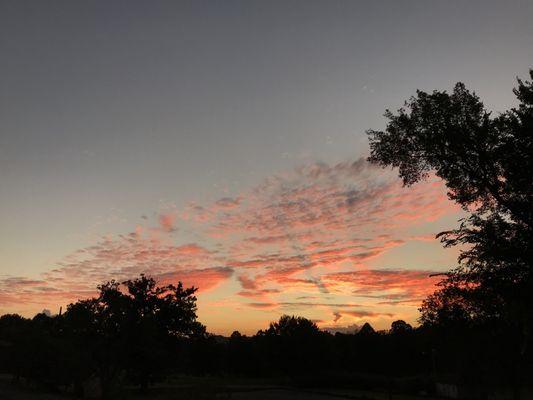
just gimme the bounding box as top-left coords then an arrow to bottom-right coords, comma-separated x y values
263,315 -> 322,337
390,320 -> 413,335
357,322 -> 376,336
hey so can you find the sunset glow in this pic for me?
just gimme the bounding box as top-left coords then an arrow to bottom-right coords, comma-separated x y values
0,158 -> 462,334
1,1 -> 528,336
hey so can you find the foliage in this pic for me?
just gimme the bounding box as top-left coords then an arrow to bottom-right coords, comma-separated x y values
261,314 -> 322,337
0,275 -> 204,396
367,70 -> 532,396
367,70 -> 532,333
0,311 -> 530,396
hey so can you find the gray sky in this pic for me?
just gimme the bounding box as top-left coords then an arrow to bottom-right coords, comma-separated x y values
0,0 -> 531,330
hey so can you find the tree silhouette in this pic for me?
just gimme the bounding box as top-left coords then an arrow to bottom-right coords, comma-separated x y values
61,299 -> 101,395
64,274 -> 205,395
257,315 -> 327,376
367,69 -> 532,391
358,322 -> 376,336
263,315 -> 322,337
1,308 -> 528,396
121,276 -> 205,391
367,72 -> 532,319
390,320 -> 413,335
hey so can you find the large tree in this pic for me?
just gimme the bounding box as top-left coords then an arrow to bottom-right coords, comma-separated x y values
366,70 -> 532,353
64,274 -> 205,395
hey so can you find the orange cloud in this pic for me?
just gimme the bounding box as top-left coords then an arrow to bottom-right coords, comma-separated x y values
159,212 -> 177,232
1,158 -> 460,330
322,269 -> 442,305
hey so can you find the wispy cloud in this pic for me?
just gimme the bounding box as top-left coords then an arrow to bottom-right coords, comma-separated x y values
322,269 -> 442,306
159,212 -> 177,232
0,158 -> 460,331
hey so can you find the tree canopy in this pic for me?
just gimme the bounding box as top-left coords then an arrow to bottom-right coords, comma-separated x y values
59,275 -> 206,395
366,69 -> 532,356
367,76 -> 532,227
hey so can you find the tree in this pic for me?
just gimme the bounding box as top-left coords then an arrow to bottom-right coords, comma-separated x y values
64,274 -> 205,395
367,69 -> 532,388
263,315 -> 322,337
120,275 -> 205,391
0,314 -> 31,379
367,78 -> 531,227
367,70 -> 532,318
357,322 -> 376,336
258,315 -> 326,376
61,299 -> 102,395
390,320 -> 413,335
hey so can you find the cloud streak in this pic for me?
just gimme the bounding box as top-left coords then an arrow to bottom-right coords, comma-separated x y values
0,158 -> 460,332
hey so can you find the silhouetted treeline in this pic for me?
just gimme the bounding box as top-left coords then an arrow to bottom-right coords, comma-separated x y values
1,297 -> 531,397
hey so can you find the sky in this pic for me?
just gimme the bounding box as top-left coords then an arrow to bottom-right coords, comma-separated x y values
0,0 -> 531,335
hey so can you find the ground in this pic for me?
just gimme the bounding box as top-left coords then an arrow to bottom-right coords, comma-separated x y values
0,374 -> 439,400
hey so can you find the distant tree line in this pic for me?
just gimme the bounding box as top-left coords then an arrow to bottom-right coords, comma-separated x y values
0,276 -> 529,398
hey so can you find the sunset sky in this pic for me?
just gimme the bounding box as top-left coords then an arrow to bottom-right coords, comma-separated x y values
1,1 -> 531,335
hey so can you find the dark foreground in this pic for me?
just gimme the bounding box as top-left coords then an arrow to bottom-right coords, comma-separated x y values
0,374 -> 442,400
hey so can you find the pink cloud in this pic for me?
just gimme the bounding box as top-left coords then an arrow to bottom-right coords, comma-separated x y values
157,267 -> 234,292
1,158 -> 460,328
340,310 -> 395,319
159,212 -> 177,232
215,197 -> 241,209
322,269 -> 442,306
